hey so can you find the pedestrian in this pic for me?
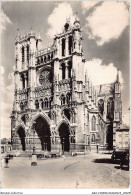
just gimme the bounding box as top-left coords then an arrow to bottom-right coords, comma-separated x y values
63,154 -> 65,161
5,156 -> 9,168
29,151 -> 32,160
96,144 -> 99,153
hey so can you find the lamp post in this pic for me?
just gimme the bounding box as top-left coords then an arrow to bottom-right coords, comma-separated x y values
63,138 -> 65,155
32,122 -> 36,155
31,121 -> 37,166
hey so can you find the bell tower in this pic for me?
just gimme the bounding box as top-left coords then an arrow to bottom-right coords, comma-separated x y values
72,13 -> 84,82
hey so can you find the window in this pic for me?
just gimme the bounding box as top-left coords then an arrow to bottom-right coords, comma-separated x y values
63,108 -> 70,120
41,57 -> 43,63
20,102 -> 24,111
91,134 -> 95,143
40,99 -> 44,109
44,56 -> 46,63
92,116 -> 96,131
62,39 -> 65,56
27,45 -> 29,64
44,98 -> 48,108
61,94 -> 65,105
68,61 -> 72,78
68,36 -> 72,55
66,93 -> 71,104
35,100 -> 39,109
21,75 -> 25,89
62,63 -> 65,79
22,47 -> 25,63
107,97 -> 114,121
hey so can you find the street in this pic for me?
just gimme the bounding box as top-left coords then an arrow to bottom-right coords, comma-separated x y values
1,152 -> 130,189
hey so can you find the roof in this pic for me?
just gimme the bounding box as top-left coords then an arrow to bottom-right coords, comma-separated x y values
120,124 -> 129,130
94,83 -> 114,96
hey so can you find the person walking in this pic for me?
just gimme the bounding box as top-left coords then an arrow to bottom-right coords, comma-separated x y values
5,156 -> 9,168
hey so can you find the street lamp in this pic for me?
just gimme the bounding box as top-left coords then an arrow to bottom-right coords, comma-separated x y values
63,138 -> 65,155
31,121 -> 37,166
32,121 -> 36,155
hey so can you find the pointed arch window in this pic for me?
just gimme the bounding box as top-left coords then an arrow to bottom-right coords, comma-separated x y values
20,102 -> 24,111
91,134 -> 95,143
62,39 -> 65,56
27,45 -> 29,64
107,97 -> 114,121
62,63 -> 65,80
22,46 -> 25,63
68,61 -> 72,79
44,98 -> 48,108
92,116 -> 96,131
61,94 -> 66,105
68,36 -> 72,55
35,100 -> 39,109
66,93 -> 71,104
40,99 -> 44,109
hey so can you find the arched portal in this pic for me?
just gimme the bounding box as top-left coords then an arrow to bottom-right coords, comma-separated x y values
58,123 -> 70,152
17,127 -> 26,151
35,116 -> 51,151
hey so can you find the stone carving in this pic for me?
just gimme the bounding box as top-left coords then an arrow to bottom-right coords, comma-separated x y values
39,69 -> 51,86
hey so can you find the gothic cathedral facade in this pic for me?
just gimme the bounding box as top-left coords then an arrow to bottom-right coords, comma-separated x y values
11,15 -> 122,153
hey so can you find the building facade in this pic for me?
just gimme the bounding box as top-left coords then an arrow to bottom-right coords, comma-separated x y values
11,15 -> 122,153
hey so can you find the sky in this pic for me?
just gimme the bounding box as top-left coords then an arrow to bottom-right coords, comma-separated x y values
1,1 -> 130,138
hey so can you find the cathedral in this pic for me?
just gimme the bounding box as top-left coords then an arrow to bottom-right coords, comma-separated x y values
11,14 -> 122,154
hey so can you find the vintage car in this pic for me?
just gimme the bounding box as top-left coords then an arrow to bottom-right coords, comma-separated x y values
111,149 -> 129,169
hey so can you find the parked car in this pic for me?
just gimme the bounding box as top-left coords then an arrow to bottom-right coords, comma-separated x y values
111,149 -> 128,161
120,152 -> 129,169
111,149 -> 129,169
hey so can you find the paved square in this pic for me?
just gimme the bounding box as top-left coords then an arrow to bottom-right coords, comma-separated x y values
1,152 -> 130,189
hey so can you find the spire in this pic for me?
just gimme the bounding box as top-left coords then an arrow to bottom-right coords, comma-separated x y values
37,30 -> 41,40
17,28 -> 19,36
15,28 -> 20,42
74,12 -> 80,23
116,69 -> 120,83
30,27 -> 33,34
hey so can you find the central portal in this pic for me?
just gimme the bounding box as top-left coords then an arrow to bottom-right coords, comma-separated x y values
35,116 -> 51,151
59,123 -> 70,152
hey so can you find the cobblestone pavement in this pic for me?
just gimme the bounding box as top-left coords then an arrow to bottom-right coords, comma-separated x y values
1,152 -> 130,189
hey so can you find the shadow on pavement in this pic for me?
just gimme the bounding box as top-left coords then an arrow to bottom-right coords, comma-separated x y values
102,152 -> 112,155
93,158 -> 120,164
114,165 -> 129,171
93,158 -> 129,171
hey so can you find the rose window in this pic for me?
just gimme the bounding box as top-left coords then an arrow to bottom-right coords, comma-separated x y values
39,70 -> 51,86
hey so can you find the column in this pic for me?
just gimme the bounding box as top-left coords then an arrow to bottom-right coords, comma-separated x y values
60,39 -> 62,57
59,66 -> 62,80
20,76 -> 23,89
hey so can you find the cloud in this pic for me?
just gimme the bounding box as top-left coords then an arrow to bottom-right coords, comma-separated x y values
81,1 -> 99,13
86,1 -> 129,45
1,66 -> 5,74
46,2 -> 75,38
85,58 -> 123,86
1,71 -> 14,138
1,10 -> 12,31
